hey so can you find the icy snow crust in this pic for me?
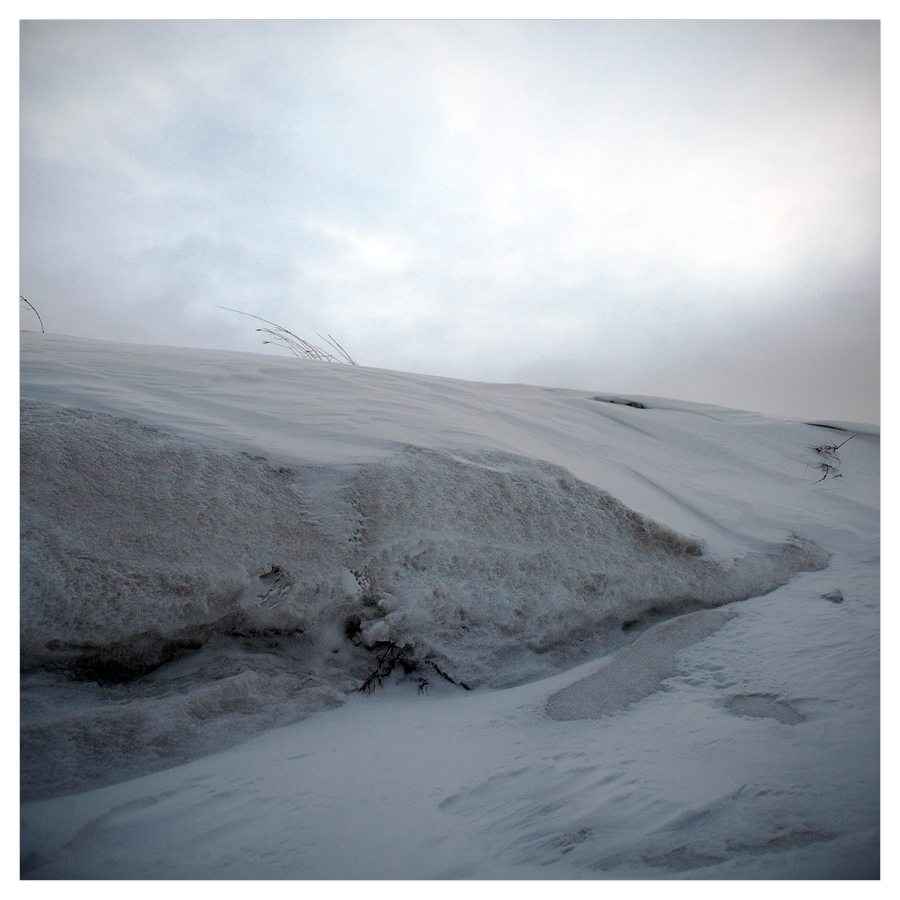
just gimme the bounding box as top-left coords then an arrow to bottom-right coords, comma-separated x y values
19,334 -> 879,878
21,401 -> 827,682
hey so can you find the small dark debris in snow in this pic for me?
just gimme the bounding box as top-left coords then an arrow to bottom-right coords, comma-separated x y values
822,589 -> 843,604
593,396 -> 646,409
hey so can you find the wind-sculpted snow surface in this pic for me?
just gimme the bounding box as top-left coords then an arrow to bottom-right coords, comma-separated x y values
20,401 -> 356,675
19,335 -> 878,878
349,447 -> 827,687
21,399 -> 826,798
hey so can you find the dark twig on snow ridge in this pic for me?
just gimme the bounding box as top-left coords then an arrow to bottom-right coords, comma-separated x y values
810,433 -> 857,482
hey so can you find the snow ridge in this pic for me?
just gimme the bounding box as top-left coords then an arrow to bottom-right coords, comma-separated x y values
22,399 -> 827,798
347,446 -> 828,687
22,401 -> 828,685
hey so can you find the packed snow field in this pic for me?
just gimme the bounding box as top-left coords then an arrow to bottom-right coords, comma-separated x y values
19,333 -> 879,879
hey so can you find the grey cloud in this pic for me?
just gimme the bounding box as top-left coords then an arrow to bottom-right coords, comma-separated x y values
20,19 -> 880,423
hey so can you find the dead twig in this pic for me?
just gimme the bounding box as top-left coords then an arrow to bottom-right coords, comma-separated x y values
810,433 -> 856,482
20,295 -> 44,333
358,640 -> 408,693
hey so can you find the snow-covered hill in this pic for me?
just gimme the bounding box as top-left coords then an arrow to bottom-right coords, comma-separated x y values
19,332 -> 879,879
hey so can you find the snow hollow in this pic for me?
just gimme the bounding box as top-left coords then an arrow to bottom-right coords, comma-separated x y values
20,333 -> 880,879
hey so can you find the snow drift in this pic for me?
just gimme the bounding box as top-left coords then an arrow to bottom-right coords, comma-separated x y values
21,401 -> 828,684
21,403 -> 827,686
19,334 -> 878,878
22,384 -> 827,797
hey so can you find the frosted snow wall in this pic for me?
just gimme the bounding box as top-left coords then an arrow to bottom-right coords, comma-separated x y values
21,400 -> 829,684
21,401 -> 829,797
348,446 -> 828,686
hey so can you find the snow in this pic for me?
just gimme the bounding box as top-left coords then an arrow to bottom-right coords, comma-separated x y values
19,332 -> 880,880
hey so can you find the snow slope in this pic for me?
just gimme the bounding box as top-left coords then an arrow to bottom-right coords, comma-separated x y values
19,332 -> 880,879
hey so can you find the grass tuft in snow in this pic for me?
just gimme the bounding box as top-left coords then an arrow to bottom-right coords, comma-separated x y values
219,306 -> 357,364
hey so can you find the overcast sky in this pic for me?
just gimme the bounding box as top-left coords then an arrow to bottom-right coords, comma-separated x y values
20,18 -> 880,423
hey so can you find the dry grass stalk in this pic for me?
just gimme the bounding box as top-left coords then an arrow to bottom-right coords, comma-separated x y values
219,306 -> 357,365
20,295 -> 44,333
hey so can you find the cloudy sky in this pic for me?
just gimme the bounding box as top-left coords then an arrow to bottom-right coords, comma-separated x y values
20,18 -> 881,423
